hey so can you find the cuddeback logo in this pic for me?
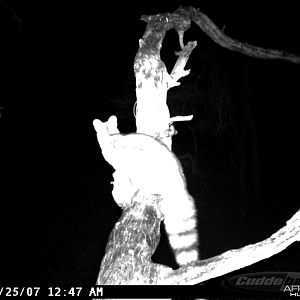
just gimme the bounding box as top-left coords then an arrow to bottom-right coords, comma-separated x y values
223,272 -> 300,296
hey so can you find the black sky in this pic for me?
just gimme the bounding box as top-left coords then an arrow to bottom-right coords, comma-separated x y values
1,0 -> 300,290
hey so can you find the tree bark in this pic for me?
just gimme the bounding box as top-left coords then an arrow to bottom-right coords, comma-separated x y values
96,192 -> 172,285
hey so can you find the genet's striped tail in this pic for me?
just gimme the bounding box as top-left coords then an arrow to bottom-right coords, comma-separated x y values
163,194 -> 199,266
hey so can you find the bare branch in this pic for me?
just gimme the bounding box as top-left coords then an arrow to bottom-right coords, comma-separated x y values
169,41 -> 198,88
170,115 -> 193,123
134,11 -> 197,149
175,6 -> 300,63
162,209 -> 300,284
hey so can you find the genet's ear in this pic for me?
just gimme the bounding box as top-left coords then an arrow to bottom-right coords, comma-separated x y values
93,119 -> 103,131
108,115 -> 118,128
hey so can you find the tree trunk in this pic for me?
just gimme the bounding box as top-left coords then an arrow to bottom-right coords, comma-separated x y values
96,192 -> 172,285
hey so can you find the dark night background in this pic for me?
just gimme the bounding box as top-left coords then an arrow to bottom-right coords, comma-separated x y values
1,0 -> 299,293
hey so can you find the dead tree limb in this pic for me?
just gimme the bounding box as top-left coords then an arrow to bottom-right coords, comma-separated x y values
176,6 -> 300,63
134,11 -> 196,149
164,209 -> 300,284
